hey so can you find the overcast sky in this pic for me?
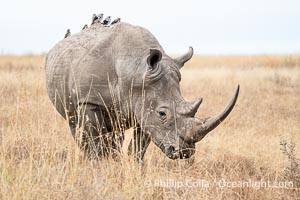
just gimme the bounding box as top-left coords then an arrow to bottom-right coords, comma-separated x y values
0,0 -> 299,55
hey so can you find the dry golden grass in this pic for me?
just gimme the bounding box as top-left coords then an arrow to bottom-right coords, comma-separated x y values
0,55 -> 299,199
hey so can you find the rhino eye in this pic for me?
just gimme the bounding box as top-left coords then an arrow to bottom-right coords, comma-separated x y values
156,107 -> 168,122
159,111 -> 166,116
158,111 -> 167,119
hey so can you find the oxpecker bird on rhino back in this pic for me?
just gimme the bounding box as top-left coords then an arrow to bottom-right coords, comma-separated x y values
45,22 -> 239,161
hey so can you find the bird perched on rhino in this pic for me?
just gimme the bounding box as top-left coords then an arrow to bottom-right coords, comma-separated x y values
91,14 -> 98,25
64,29 -> 71,39
95,13 -> 104,23
82,24 -> 88,30
102,16 -> 111,26
110,18 -> 121,25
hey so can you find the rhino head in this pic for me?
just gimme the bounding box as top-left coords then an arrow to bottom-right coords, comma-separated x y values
134,47 -> 239,159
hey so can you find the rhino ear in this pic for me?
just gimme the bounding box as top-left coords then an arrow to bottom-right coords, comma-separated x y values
147,48 -> 162,70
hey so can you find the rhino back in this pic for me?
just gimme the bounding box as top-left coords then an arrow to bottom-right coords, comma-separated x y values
45,22 -> 163,117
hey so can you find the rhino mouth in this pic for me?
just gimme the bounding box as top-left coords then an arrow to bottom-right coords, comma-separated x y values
162,145 -> 195,160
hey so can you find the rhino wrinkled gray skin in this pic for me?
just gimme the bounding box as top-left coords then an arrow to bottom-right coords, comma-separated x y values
45,22 -> 239,161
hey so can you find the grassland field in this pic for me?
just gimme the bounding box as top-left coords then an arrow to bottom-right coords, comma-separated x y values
0,54 -> 299,199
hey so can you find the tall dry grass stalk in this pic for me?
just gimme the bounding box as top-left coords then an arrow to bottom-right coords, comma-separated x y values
0,55 -> 299,199
280,139 -> 300,188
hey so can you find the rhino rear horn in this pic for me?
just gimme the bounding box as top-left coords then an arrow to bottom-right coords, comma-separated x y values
175,47 -> 193,69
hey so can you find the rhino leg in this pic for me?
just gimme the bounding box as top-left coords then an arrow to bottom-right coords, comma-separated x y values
69,103 -> 124,159
127,124 -> 151,162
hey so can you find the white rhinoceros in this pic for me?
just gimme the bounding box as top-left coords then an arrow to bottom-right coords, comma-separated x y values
45,22 -> 239,161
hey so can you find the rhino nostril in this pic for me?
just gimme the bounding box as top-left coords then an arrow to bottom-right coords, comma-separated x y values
165,146 -> 175,154
170,146 -> 175,152
165,146 -> 179,158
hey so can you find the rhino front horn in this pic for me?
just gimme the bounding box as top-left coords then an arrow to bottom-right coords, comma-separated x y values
186,85 -> 240,143
174,46 -> 193,69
